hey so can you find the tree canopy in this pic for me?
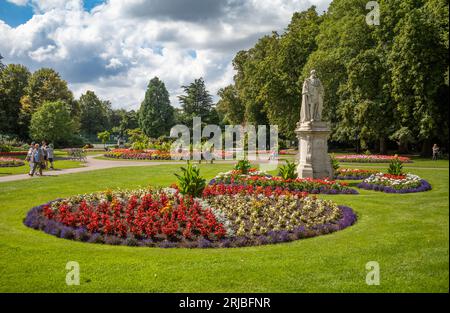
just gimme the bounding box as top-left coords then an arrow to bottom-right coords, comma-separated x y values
29,101 -> 75,145
138,77 -> 175,138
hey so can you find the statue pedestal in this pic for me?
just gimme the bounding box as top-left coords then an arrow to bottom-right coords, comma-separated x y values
295,121 -> 333,179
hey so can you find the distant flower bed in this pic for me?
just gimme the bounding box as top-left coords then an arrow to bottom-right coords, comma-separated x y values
0,151 -> 27,156
335,155 -> 412,163
334,168 -> 379,180
357,173 -> 431,193
104,149 -> 173,160
24,187 -> 357,248
209,169 -> 358,194
0,157 -> 25,167
279,149 -> 298,155
103,149 -> 232,160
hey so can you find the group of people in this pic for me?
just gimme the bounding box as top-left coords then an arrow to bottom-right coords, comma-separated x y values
25,141 -> 54,176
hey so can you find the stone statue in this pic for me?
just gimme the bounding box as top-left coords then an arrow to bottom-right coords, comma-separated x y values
300,70 -> 324,123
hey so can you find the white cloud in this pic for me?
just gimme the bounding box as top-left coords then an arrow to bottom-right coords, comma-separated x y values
6,0 -> 28,6
0,0 -> 332,110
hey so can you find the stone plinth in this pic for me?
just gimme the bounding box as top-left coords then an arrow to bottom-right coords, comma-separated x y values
295,121 -> 333,179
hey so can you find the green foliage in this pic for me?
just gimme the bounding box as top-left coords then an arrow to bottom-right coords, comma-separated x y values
126,128 -> 149,150
278,160 -> 297,180
97,131 -> 111,147
330,154 -> 340,171
216,85 -> 245,125
234,159 -> 251,174
139,77 -> 174,138
19,68 -> 74,137
0,64 -> 31,137
387,156 -> 404,176
174,162 -> 206,197
78,90 -> 111,137
178,77 -> 215,126
29,101 -> 75,146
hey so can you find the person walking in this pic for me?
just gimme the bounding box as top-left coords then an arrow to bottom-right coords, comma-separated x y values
47,143 -> 55,169
42,141 -> 48,169
432,144 -> 440,160
30,143 -> 44,176
25,141 -> 35,175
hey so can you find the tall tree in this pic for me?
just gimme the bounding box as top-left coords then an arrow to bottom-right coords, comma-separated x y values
139,77 -> 174,138
337,50 -> 393,153
178,78 -> 213,124
29,101 -> 75,146
78,90 -> 110,138
216,84 -> 245,125
303,0 -> 375,140
0,64 -> 31,136
261,7 -> 322,139
387,2 -> 449,154
19,68 -> 74,138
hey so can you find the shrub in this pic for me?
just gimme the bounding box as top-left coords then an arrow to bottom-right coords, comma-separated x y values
174,162 -> 206,197
278,160 -> 297,179
330,153 -> 340,171
387,156 -> 404,175
234,159 -> 251,174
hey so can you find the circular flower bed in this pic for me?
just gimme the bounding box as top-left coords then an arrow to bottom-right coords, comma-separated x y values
334,168 -> 379,180
335,154 -> 412,163
210,169 -> 358,194
0,157 -> 25,167
357,173 -> 431,193
23,187 -> 357,248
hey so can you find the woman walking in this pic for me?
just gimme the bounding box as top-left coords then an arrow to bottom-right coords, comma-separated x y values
30,143 -> 44,176
47,143 -> 55,169
25,141 -> 35,175
432,144 -> 440,160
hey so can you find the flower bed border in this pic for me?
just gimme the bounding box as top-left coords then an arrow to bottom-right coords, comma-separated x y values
357,179 -> 431,193
335,154 -> 412,163
334,175 -> 370,180
23,201 -> 357,248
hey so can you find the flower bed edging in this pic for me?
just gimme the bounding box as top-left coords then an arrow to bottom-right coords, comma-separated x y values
357,179 -> 431,193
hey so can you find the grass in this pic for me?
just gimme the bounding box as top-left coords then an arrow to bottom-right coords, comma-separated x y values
0,160 -> 86,177
0,161 -> 448,292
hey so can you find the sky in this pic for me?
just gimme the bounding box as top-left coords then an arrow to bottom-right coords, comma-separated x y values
0,0 -> 332,110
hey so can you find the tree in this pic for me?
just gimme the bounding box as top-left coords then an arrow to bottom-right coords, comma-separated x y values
178,78 -> 213,124
336,49 -> 393,154
97,130 -> 111,149
303,0 -> 375,140
0,64 -> 31,136
387,3 -> 449,154
0,54 -> 4,70
19,68 -> 74,137
216,85 -> 245,125
139,77 -> 175,138
78,90 -> 110,138
29,101 -> 75,146
261,7 -> 322,139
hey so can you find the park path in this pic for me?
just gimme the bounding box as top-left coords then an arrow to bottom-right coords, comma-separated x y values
0,155 -> 192,184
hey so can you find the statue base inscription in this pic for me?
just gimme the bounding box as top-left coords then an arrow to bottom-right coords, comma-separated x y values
295,121 -> 333,179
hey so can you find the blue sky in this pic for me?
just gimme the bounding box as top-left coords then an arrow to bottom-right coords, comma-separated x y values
0,0 -> 331,109
0,0 -> 105,27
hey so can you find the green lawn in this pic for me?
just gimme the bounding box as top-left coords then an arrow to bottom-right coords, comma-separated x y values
0,161 -> 448,292
0,160 -> 86,177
